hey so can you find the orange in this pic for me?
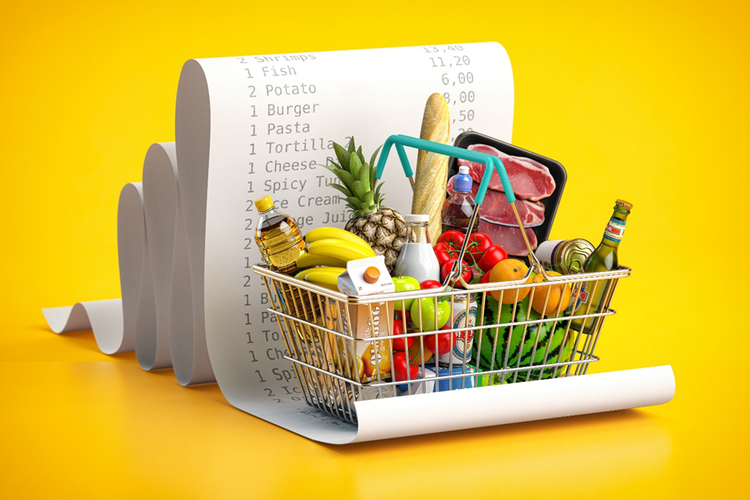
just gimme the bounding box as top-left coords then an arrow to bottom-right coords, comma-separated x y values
530,271 -> 573,316
488,259 -> 532,304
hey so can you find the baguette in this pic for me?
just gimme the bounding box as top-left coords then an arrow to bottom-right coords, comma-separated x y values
412,93 -> 450,244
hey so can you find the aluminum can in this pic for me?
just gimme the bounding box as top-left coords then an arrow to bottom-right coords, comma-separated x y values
438,293 -> 476,365
535,239 -> 595,274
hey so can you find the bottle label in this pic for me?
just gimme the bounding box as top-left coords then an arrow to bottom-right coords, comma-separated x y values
603,218 -> 626,243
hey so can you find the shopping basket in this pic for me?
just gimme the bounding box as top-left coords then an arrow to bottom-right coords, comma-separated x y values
253,135 -> 630,425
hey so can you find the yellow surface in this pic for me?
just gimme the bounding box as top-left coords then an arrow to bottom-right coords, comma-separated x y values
2,1 -> 748,498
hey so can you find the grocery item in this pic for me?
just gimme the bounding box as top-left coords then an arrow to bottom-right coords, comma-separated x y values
394,214 -> 441,284
458,144 -> 556,201
437,293 -> 476,365
440,258 -> 472,287
298,266 -> 347,290
410,296 -> 451,332
254,195 -> 306,273
304,226 -> 375,250
412,93 -> 451,244
307,238 -> 375,262
447,176 -> 546,226
529,271 -> 572,316
476,244 -> 508,273
392,351 -> 418,382
474,297 -> 574,383
422,325 -> 456,356
571,199 -> 632,333
337,256 -> 394,296
488,259 -> 532,303
337,300 -> 394,384
428,365 -> 475,391
442,165 -> 478,234
478,220 -> 538,257
295,252 -> 347,269
535,238 -> 594,274
323,137 -> 409,274
465,232 -> 492,267
396,366 -> 436,395
391,275 -> 420,310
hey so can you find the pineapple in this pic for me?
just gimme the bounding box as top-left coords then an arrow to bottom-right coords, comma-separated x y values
323,137 -> 409,273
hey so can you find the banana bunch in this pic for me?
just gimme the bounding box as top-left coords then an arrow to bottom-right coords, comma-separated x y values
295,227 -> 376,290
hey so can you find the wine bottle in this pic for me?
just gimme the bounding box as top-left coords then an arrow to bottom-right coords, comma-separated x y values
570,199 -> 632,333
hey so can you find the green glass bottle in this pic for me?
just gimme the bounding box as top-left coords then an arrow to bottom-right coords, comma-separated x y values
570,199 -> 632,334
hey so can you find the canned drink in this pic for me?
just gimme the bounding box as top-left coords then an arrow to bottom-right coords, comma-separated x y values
535,239 -> 595,274
438,294 -> 476,365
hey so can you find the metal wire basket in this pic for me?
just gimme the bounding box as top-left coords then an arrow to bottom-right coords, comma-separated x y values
253,135 -> 630,425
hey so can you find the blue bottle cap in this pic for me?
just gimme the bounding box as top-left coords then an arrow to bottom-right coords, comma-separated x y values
453,166 -> 473,193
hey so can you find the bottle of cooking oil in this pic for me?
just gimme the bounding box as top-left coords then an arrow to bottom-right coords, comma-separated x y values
254,196 -> 305,274
570,199 -> 632,333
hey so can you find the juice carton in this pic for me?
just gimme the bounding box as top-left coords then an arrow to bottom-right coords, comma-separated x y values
335,257 -> 396,385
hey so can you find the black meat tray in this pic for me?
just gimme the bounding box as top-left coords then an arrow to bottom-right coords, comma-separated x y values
448,131 -> 567,249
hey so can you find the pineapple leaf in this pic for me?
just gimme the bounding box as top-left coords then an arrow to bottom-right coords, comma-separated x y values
349,152 -> 363,180
359,166 -> 371,193
329,182 -> 353,198
330,167 -> 355,189
356,162 -> 370,182
369,145 -> 382,169
356,145 -> 365,164
370,163 -> 376,190
364,190 -> 374,208
347,137 -> 356,154
333,142 -> 350,170
352,180 -> 367,200
345,196 -> 361,208
373,181 -> 385,206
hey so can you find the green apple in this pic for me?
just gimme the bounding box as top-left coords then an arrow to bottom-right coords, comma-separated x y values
392,276 -> 420,311
410,296 -> 451,332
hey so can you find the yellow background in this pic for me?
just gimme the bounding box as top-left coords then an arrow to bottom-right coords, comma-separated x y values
2,1 -> 747,498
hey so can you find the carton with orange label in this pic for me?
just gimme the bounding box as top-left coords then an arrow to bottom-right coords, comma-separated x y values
335,257 -> 396,384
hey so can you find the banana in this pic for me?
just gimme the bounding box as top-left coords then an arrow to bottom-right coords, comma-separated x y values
295,252 -> 348,269
307,238 -> 375,262
304,268 -> 346,288
295,266 -> 346,280
305,227 -> 375,256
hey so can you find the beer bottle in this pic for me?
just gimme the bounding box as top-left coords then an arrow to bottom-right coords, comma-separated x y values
570,199 -> 632,333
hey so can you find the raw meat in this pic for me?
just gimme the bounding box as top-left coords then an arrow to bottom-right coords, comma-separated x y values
478,219 -> 538,257
447,177 -> 545,227
458,144 -> 556,202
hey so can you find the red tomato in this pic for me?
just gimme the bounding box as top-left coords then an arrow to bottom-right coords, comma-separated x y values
392,352 -> 419,382
420,279 -> 443,290
432,243 -> 456,267
479,271 -> 491,284
477,244 -> 508,273
466,232 -> 492,266
422,325 -> 456,355
441,258 -> 472,288
420,279 -> 450,302
391,319 -> 413,351
437,230 -> 466,251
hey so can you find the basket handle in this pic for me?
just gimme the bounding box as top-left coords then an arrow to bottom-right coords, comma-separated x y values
375,134 -> 516,205
375,134 -> 549,285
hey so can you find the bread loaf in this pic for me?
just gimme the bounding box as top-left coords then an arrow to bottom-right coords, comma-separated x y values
411,93 -> 450,244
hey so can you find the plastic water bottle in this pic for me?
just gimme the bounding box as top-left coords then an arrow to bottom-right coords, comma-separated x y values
442,166 -> 477,234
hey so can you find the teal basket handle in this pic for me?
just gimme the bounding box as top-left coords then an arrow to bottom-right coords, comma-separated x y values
375,134 -> 516,205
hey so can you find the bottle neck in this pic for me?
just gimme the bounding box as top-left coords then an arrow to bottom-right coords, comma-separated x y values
601,209 -> 629,248
409,223 -> 430,244
259,205 -> 276,216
